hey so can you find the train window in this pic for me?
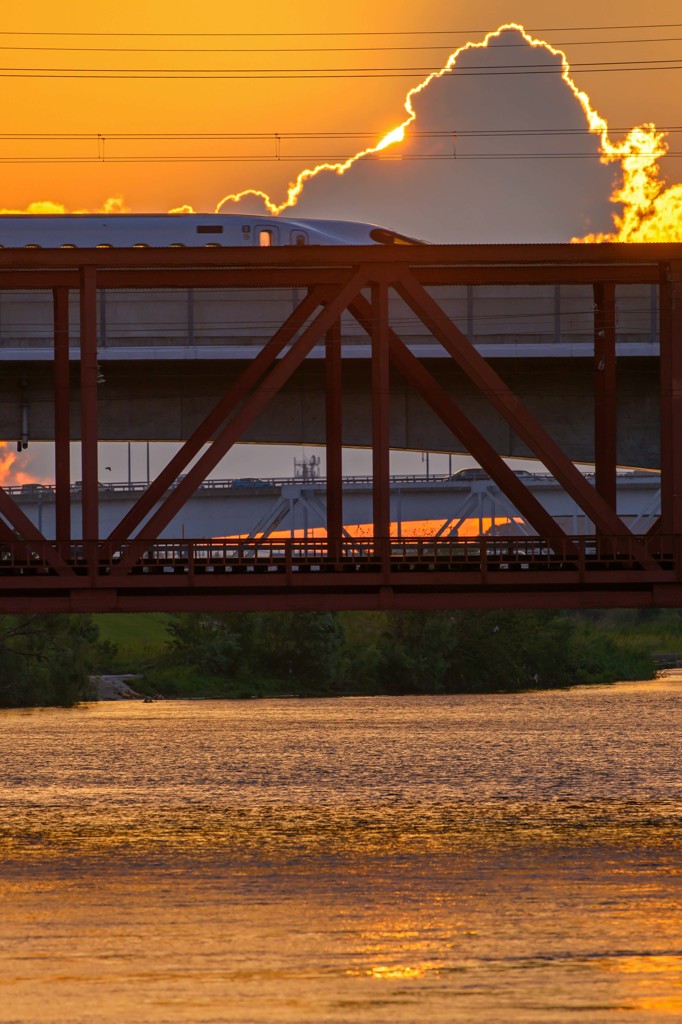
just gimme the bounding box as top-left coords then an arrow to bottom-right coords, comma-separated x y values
196,225 -> 223,234
96,243 -> 113,249
369,227 -> 423,245
169,242 -> 185,247
204,242 -> 222,248
25,243 -> 41,249
133,243 -> 149,248
60,243 -> 77,249
259,229 -> 273,247
241,224 -> 251,237
291,231 -> 307,246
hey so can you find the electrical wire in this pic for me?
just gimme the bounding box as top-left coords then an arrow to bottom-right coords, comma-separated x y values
1,62 -> 681,79
1,55 -> 682,73
1,128 -> 682,140
0,152 -> 678,165
2,22 -> 682,36
1,34 -> 681,52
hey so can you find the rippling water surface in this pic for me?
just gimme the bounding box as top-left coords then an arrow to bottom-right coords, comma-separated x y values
1,679 -> 680,1022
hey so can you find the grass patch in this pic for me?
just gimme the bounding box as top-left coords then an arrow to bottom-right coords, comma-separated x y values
94,613 -> 173,671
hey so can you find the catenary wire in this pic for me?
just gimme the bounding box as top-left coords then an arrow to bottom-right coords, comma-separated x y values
1,56 -> 682,75
2,22 -> 682,35
1,34 -> 682,52
0,153 -> 678,164
1,128 -> 682,140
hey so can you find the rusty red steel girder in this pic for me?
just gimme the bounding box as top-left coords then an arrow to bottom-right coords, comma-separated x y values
0,242 -> 681,613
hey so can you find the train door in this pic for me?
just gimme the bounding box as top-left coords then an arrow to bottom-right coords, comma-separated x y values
290,228 -> 308,246
256,224 -> 280,246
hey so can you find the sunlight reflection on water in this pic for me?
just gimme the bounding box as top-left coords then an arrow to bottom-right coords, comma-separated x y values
0,683 -> 680,1022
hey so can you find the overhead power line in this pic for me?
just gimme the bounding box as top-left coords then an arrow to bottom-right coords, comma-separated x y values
1,61 -> 682,80
1,57 -> 682,72
1,34 -> 682,52
2,22 -> 682,36
0,152 -> 678,165
1,128 -> 682,141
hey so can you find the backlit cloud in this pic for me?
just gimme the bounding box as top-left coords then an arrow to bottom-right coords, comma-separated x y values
215,24 -> 682,243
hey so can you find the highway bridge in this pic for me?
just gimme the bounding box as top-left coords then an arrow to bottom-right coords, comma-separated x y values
7,470 -> 662,540
0,241 -> 680,611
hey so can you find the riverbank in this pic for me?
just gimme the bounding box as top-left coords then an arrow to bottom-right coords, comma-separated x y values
91,675 -> 145,701
106,608 -> 658,700
1,608 -> 669,708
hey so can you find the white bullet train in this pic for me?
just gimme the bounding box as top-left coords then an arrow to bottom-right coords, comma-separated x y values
0,214 -> 421,248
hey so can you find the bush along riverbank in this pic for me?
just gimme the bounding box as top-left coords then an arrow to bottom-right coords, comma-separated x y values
0,608 -> 664,708
0,614 -> 116,708
135,609 -> 657,700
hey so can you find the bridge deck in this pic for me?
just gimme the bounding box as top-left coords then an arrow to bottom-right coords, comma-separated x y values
1,536 -> 680,613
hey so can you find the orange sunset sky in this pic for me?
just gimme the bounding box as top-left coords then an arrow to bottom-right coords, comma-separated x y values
2,0 -> 682,239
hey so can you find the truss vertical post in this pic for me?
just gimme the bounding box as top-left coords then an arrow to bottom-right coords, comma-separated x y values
659,261 -> 682,538
594,282 -> 618,514
53,287 -> 71,549
325,320 -> 343,559
79,267 -> 99,543
371,281 -> 391,563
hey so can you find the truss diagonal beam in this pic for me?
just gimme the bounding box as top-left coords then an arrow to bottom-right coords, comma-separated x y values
114,268 -> 369,571
0,490 -> 72,574
0,512 -> 33,562
108,285 -> 326,545
394,269 -> 645,546
348,294 -> 575,552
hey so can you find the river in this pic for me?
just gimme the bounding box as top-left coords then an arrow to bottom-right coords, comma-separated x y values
0,679 -> 680,1023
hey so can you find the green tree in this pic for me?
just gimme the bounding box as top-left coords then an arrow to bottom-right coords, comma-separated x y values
256,612 -> 344,692
373,611 -> 461,694
0,615 -> 104,707
451,610 -> 579,691
168,612 -> 254,681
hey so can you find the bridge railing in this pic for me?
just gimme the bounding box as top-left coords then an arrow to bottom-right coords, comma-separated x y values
3,471 -> 566,500
0,535 -> 678,578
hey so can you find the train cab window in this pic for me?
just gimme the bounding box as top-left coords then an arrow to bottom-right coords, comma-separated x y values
291,231 -> 307,246
259,229 -> 274,247
369,227 -> 423,245
196,225 -> 223,235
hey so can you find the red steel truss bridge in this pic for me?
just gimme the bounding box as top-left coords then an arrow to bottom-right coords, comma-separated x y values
0,241 -> 681,613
